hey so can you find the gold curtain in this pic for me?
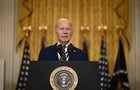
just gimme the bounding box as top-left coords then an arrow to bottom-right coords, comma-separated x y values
16,0 -> 130,76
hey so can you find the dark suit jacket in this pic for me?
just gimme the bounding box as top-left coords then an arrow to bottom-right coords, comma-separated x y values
38,43 -> 88,61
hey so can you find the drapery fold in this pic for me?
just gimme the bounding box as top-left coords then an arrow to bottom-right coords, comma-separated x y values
16,0 -> 131,78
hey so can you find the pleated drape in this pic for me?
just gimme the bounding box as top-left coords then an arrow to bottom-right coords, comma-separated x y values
16,0 -> 130,76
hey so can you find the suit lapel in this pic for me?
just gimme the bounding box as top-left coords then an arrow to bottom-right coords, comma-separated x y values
68,47 -> 77,61
54,44 -> 59,61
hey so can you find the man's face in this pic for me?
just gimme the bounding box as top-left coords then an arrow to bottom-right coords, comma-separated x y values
55,20 -> 73,45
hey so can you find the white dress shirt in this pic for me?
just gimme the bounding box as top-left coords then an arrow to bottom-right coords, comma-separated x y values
57,42 -> 70,61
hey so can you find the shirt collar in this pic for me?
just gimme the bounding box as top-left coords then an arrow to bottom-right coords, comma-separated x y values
57,42 -> 70,48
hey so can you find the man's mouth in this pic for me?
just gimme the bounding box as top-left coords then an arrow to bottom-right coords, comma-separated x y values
62,36 -> 68,38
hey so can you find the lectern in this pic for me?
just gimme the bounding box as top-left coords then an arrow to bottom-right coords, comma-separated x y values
27,61 -> 100,90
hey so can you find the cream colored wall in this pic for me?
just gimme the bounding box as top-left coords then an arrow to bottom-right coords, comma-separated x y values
129,0 -> 140,89
0,0 -> 139,90
0,0 -> 19,90
0,59 -> 4,90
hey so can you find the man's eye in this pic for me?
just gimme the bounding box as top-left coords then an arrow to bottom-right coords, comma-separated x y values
60,28 -> 64,30
66,28 -> 71,30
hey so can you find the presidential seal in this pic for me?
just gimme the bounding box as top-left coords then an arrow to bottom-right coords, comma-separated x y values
50,66 -> 78,90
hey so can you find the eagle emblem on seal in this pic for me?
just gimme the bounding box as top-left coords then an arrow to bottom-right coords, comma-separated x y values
50,66 -> 78,90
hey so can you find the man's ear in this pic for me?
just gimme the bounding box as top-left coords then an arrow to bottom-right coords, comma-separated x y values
71,30 -> 73,36
54,30 -> 58,36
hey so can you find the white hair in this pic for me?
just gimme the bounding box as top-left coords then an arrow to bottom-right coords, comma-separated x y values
55,18 -> 73,29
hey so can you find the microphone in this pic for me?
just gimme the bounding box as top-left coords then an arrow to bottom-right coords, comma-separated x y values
57,44 -> 63,53
68,44 -> 74,54
57,44 -> 74,54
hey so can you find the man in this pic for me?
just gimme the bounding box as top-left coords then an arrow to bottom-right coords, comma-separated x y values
38,18 -> 88,61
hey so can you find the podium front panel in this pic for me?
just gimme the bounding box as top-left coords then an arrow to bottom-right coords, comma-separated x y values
27,61 -> 100,90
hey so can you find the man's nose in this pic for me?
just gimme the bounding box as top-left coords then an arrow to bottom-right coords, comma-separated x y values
63,29 -> 67,33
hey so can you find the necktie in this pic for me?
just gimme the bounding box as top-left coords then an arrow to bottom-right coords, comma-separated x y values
61,46 -> 67,61
58,45 -> 67,61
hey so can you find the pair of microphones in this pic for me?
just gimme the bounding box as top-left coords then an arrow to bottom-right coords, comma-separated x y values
57,43 -> 73,55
